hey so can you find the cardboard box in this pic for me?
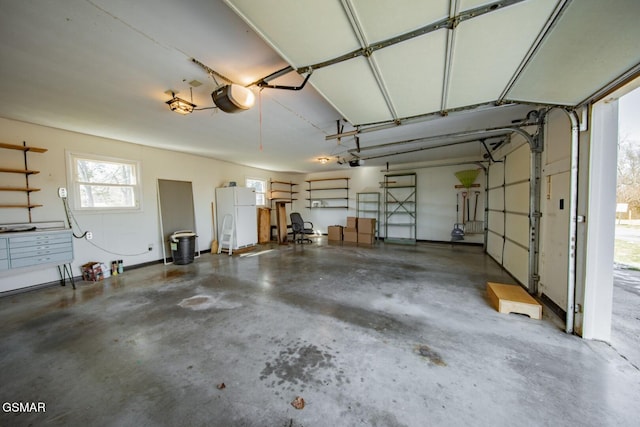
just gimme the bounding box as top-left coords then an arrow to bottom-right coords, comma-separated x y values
357,218 -> 376,234
81,262 -> 104,281
357,233 -> 375,244
328,225 -> 343,241
346,216 -> 357,229
343,227 -> 358,242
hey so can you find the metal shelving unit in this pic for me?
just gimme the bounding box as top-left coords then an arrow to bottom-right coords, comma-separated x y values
383,173 -> 416,244
357,192 -> 380,240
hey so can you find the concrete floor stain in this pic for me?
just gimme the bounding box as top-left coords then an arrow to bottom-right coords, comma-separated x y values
260,339 -> 342,389
416,344 -> 446,366
177,294 -> 242,311
164,269 -> 186,279
180,296 -> 210,307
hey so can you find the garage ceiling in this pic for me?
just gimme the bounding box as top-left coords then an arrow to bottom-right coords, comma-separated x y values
0,0 -> 638,173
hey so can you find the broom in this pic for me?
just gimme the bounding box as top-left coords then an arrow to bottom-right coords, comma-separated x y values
210,202 -> 218,253
454,169 -> 483,234
451,192 -> 465,241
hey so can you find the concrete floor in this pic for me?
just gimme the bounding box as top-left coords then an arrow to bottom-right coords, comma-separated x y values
1,240 -> 639,426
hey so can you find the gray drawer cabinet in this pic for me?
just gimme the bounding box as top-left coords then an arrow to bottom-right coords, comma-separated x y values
5,229 -> 73,270
0,238 -> 8,271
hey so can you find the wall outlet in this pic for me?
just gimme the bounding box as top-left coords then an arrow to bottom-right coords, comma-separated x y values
86,231 -> 93,240
58,187 -> 67,198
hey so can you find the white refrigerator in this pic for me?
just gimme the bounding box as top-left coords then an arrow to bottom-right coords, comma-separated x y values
215,187 -> 257,250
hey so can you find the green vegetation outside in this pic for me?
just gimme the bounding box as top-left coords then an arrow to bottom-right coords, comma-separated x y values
615,239 -> 640,269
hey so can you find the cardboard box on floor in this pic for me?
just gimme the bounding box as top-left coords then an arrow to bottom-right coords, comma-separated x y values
81,262 -> 104,281
357,218 -> 376,234
346,216 -> 357,229
357,233 -> 374,244
328,225 -> 343,241
343,227 -> 358,242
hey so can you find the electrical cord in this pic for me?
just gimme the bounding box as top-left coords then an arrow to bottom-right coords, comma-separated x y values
61,196 -> 150,257
62,197 -> 88,239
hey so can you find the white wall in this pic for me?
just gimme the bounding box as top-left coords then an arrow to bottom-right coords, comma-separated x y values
0,118 -> 295,292
299,163 -> 485,244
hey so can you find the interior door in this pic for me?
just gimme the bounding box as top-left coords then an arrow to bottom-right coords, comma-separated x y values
157,179 -> 198,264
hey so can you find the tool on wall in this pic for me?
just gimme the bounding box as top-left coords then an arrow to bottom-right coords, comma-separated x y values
473,191 -> 480,221
454,169 -> 483,235
450,192 -> 465,241
465,190 -> 484,234
210,202 -> 218,254
461,191 -> 468,224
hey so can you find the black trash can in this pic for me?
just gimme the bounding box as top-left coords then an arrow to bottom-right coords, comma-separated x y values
170,231 -> 197,265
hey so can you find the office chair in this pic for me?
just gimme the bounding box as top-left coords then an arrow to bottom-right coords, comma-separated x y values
290,212 -> 315,243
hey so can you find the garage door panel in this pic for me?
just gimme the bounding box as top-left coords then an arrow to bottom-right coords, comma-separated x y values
488,163 -> 504,188
487,233 -> 503,264
503,241 -> 529,286
488,188 -> 504,211
505,182 -> 529,213
505,214 -> 529,248
505,144 -> 530,183
488,211 -> 504,236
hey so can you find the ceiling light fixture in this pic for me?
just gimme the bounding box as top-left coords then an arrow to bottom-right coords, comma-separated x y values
211,84 -> 255,113
318,157 -> 330,164
166,91 -> 196,115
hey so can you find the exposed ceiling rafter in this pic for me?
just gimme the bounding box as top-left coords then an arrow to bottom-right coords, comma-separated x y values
325,101 -> 529,141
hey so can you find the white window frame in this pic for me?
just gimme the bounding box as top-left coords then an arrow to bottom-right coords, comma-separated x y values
245,177 -> 266,206
67,151 -> 142,212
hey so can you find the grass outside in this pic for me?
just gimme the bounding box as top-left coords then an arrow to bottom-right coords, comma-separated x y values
615,223 -> 640,269
615,239 -> 640,269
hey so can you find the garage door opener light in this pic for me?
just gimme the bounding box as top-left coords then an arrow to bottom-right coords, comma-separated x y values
166,90 -> 196,115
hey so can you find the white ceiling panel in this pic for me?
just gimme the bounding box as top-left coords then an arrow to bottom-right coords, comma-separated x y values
224,0 -> 360,67
374,30 -> 448,117
350,0 -> 449,43
311,57 -> 393,125
446,0 -> 559,109
507,0 -> 640,105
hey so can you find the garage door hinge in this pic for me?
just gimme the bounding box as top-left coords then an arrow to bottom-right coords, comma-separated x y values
532,211 -> 542,218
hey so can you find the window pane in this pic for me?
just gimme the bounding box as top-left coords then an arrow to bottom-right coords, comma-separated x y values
79,185 -> 136,208
246,178 -> 266,206
76,159 -> 136,185
246,179 -> 265,193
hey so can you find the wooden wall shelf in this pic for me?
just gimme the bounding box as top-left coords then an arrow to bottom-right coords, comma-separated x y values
0,142 -> 48,153
305,177 -> 350,209
0,141 -> 46,222
269,180 -> 298,208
